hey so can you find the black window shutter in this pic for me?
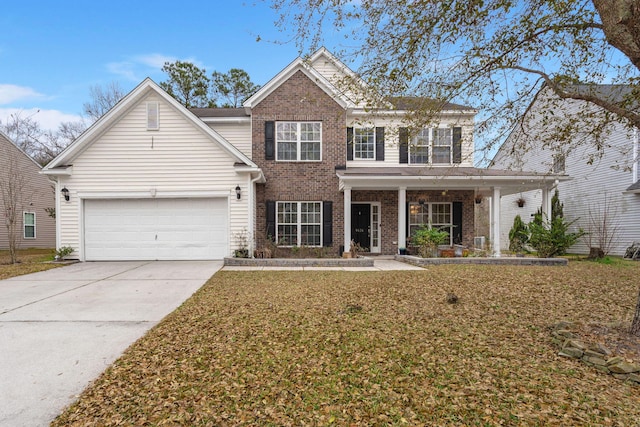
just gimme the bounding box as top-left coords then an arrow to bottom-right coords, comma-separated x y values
265,121 -> 275,160
323,201 -> 333,247
399,127 -> 409,164
375,127 -> 385,161
452,127 -> 462,164
452,201 -> 463,244
346,127 -> 354,161
266,201 -> 276,241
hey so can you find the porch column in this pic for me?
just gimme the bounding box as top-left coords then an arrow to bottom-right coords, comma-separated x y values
541,187 -> 552,220
344,186 -> 352,252
491,187 -> 501,257
398,187 -> 407,252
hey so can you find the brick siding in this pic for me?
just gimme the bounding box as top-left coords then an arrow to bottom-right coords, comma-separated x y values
252,71 -> 346,253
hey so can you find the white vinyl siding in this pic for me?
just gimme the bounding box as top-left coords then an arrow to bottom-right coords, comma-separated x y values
205,122 -> 252,159
346,117 -> 475,168
492,93 -> 640,256
57,93 -> 250,258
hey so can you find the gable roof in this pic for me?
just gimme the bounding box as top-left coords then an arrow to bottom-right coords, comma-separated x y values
242,47 -> 357,110
0,130 -> 43,169
43,78 -> 259,172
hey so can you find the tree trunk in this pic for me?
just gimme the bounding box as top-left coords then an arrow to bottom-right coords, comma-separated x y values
593,0 -> 640,73
632,288 -> 640,336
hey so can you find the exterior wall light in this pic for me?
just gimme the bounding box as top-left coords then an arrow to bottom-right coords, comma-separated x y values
235,185 -> 241,200
61,187 -> 70,202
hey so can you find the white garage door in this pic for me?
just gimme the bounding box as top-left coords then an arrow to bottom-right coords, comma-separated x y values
84,198 -> 228,261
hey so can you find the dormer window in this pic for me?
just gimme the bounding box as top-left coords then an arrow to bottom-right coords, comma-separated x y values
147,102 -> 159,130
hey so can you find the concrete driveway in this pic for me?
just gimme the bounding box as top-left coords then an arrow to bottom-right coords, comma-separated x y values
0,260 -> 222,427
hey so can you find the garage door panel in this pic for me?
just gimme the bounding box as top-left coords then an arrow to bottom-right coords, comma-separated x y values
84,198 -> 228,261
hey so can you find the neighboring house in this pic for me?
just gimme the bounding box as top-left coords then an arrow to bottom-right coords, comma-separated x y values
0,131 -> 56,249
491,85 -> 640,256
42,48 -> 564,261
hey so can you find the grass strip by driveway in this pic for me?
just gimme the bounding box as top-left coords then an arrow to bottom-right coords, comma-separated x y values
53,261 -> 640,426
0,248 -> 61,280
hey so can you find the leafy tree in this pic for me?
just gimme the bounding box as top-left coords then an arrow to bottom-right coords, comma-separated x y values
529,216 -> 585,258
211,68 -> 261,108
271,0 -> 640,162
83,82 -> 126,122
160,61 -> 212,108
551,189 -> 564,221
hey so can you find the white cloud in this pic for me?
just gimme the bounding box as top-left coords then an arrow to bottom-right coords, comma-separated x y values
135,53 -> 177,69
107,54 -> 207,81
0,84 -> 44,105
0,108 -> 83,132
106,61 -> 140,82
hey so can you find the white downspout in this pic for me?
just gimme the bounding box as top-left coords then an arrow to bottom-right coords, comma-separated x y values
633,128 -> 638,184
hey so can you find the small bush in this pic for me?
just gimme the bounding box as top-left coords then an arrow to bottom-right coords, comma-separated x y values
412,226 -> 450,258
508,215 -> 529,253
528,216 -> 584,258
54,246 -> 74,260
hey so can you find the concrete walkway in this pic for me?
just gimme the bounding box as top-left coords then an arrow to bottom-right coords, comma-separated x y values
221,258 -> 424,271
0,261 -> 222,427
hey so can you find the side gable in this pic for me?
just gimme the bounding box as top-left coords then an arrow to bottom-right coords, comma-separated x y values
44,78 -> 258,173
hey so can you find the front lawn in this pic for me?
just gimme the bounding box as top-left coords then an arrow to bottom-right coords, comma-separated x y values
0,248 -> 61,280
53,261 -> 640,426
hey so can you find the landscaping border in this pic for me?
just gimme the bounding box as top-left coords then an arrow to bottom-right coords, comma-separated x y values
224,257 -> 375,267
396,255 -> 568,266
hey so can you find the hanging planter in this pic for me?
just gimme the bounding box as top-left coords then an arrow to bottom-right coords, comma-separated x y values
516,197 -> 526,208
475,195 -> 483,204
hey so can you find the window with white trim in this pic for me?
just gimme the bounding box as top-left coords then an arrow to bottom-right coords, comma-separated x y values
409,128 -> 452,164
408,202 -> 452,244
276,122 -> 321,161
354,127 -> 375,159
409,128 -> 430,164
433,128 -> 452,164
147,102 -> 159,130
23,212 -> 35,239
277,202 -> 322,246
553,153 -> 565,173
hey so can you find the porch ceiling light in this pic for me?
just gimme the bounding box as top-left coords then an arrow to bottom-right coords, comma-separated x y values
235,185 -> 242,200
61,187 -> 70,202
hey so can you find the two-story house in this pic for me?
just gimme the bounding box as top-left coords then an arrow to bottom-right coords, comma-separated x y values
42,48 -> 563,260
491,85 -> 640,256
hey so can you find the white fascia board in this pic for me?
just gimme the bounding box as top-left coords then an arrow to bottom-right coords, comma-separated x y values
41,166 -> 73,176
350,108 -> 478,117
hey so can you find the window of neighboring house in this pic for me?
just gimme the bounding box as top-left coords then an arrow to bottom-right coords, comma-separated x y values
409,128 -> 430,164
553,153 -> 566,173
276,122 -> 321,161
354,127 -> 375,160
23,212 -> 35,239
276,201 -> 322,246
147,102 -> 159,130
432,128 -> 452,164
408,202 -> 452,244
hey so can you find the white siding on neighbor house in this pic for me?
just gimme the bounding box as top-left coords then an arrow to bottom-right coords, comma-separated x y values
205,121 -> 252,159
492,99 -> 640,256
57,93 -> 250,259
345,115 -> 475,168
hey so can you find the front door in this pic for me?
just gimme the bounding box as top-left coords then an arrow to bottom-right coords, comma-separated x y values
351,204 -> 371,251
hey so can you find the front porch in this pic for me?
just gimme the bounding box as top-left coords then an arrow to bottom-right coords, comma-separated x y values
337,167 -> 570,256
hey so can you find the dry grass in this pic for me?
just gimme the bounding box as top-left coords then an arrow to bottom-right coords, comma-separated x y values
0,248 -> 61,279
53,261 -> 640,426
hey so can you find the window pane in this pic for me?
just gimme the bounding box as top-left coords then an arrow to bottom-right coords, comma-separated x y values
301,225 -> 321,246
432,147 -> 451,164
276,122 -> 321,161
301,141 -> 320,160
410,146 -> 429,164
354,128 -> 375,159
433,128 -> 452,146
432,203 -> 451,225
24,213 -> 35,226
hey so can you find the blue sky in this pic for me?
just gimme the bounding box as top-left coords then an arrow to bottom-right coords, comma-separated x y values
0,1 -> 340,130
